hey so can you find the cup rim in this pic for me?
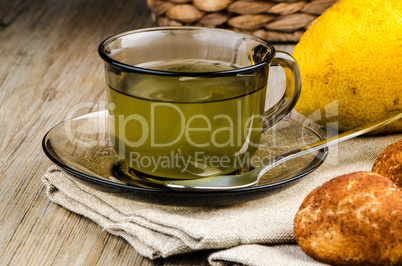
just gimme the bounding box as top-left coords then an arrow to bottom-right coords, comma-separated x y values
98,26 -> 276,77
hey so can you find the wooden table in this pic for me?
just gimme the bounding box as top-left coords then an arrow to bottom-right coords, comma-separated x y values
0,0 -> 297,264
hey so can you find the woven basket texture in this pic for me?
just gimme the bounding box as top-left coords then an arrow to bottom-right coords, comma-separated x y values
147,0 -> 339,42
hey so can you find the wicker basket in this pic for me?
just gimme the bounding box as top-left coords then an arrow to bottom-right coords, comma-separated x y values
147,0 -> 339,42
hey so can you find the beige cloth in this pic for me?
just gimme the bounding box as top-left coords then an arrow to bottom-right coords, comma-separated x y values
42,133 -> 402,265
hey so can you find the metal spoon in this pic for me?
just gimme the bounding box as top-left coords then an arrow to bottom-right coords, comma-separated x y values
164,110 -> 402,190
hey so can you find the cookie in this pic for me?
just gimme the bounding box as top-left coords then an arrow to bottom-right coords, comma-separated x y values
294,172 -> 402,265
372,138 -> 402,188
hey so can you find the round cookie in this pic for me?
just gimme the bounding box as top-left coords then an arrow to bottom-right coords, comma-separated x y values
294,171 -> 402,265
372,138 -> 402,188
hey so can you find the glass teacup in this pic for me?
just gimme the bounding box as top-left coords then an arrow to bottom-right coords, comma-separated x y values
99,27 -> 301,180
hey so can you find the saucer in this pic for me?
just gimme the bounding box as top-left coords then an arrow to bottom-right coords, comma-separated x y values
42,110 -> 327,195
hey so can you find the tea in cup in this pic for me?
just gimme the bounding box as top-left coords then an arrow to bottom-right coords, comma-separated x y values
99,27 -> 301,179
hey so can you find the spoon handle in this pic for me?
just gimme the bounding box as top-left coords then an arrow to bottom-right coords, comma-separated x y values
165,110 -> 402,190
257,110 -> 402,178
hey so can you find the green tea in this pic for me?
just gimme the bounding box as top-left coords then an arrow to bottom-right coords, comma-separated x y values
107,59 -> 267,179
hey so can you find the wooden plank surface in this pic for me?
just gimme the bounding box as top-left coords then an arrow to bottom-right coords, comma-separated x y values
0,0 -> 298,264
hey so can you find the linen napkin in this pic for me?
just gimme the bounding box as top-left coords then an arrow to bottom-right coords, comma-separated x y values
42,132 -> 402,265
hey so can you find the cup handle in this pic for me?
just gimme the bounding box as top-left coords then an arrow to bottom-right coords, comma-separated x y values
262,50 -> 301,130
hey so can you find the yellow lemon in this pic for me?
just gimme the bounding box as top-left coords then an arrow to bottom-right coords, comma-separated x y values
293,0 -> 402,133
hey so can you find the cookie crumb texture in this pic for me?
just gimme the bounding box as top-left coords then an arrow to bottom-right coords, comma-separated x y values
294,172 -> 402,265
372,138 -> 402,188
